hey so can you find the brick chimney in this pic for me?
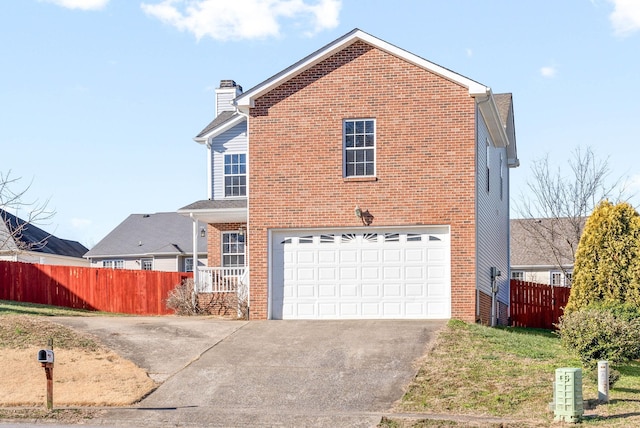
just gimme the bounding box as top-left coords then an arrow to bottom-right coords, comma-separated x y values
215,80 -> 243,116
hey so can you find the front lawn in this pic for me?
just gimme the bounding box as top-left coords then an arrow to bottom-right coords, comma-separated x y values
385,320 -> 640,427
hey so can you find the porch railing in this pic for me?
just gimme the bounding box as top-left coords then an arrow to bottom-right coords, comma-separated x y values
197,266 -> 248,293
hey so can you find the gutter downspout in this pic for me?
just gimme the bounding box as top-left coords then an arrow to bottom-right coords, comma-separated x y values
234,102 -> 251,318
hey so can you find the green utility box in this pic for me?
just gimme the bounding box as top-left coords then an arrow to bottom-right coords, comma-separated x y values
554,368 -> 584,423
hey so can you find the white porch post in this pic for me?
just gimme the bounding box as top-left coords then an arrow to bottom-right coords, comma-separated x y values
191,215 -> 199,307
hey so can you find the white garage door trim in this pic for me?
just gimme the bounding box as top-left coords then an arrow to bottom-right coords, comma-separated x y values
268,226 -> 451,320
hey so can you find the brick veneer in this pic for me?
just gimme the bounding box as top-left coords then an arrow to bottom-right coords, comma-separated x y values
477,290 -> 508,326
206,222 -> 246,267
246,41 -> 478,321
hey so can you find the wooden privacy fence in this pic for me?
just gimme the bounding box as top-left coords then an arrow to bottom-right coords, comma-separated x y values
510,279 -> 571,329
0,261 -> 191,315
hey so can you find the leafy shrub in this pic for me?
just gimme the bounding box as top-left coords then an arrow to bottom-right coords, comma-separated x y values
584,366 -> 621,389
557,307 -> 640,368
587,301 -> 640,322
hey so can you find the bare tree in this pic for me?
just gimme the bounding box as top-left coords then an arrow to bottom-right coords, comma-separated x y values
514,147 -> 626,278
0,170 -> 55,254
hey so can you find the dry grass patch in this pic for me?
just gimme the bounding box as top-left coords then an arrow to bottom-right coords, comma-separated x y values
0,314 -> 156,407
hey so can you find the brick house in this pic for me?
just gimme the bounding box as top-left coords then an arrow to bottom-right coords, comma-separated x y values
179,29 -> 518,324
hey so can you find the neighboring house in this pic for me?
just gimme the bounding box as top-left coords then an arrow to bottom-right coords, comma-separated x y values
85,212 -> 207,272
0,208 -> 88,266
179,29 -> 519,323
510,217 -> 583,286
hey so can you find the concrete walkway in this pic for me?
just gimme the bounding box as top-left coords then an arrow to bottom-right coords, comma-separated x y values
54,316 -> 445,427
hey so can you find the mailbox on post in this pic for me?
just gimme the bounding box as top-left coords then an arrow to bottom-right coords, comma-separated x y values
37,349 -> 55,364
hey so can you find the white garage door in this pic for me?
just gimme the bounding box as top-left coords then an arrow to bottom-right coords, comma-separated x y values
270,228 -> 450,319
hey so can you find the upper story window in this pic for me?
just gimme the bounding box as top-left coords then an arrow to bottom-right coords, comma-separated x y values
344,119 -> 375,177
486,139 -> 491,193
224,153 -> 246,197
500,152 -> 504,200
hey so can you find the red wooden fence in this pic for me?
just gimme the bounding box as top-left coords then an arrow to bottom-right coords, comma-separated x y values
510,279 -> 571,329
0,261 -> 191,315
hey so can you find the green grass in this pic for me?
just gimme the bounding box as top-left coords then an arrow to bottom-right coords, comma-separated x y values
387,320 -> 640,427
0,300 -> 125,317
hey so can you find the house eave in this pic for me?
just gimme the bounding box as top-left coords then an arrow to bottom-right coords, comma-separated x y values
235,28 -> 490,109
177,207 -> 248,224
193,114 -> 246,145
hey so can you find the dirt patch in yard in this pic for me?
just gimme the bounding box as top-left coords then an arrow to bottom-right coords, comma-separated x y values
0,315 -> 156,407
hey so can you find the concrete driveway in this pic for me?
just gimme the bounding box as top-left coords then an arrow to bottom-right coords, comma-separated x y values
54,316 -> 445,427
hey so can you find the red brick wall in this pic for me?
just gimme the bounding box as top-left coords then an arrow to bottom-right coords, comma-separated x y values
477,290 -> 508,326
248,41 -> 477,320
206,223 -> 246,267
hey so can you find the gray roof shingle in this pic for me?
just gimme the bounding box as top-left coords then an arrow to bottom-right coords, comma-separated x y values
510,217 -> 584,267
195,111 -> 239,138
0,209 -> 88,258
178,199 -> 247,211
493,93 -> 512,126
84,212 -> 206,258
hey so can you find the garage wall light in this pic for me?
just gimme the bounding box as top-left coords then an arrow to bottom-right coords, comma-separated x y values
355,205 -> 373,226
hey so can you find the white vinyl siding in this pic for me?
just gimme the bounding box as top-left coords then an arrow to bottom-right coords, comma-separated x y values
476,108 -> 510,306
210,121 -> 248,200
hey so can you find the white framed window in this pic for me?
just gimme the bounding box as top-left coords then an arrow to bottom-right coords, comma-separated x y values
511,271 -> 524,281
224,153 -> 247,197
500,152 -> 504,200
184,257 -> 194,272
344,119 -> 375,177
103,260 -> 124,269
551,271 -> 573,286
141,258 -> 153,271
222,232 -> 245,267
550,271 -> 563,286
486,139 -> 491,192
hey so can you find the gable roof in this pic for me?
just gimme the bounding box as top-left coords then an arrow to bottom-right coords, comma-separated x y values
194,110 -> 246,143
233,28 -> 515,159
510,218 -> 584,268
235,28 -> 489,109
84,212 -> 206,258
0,209 -> 88,258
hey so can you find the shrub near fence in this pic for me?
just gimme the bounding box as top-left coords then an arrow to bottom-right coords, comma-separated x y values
0,261 -> 191,315
510,279 -> 571,329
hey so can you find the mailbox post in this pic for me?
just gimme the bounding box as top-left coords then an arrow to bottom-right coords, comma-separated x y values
37,339 -> 55,410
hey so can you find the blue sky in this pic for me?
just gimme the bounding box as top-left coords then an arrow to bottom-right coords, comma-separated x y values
1,0 -> 639,248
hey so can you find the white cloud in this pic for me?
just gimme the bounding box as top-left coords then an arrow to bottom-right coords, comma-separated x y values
42,0 -> 109,11
540,65 -> 557,78
140,0 -> 341,41
609,0 -> 640,37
